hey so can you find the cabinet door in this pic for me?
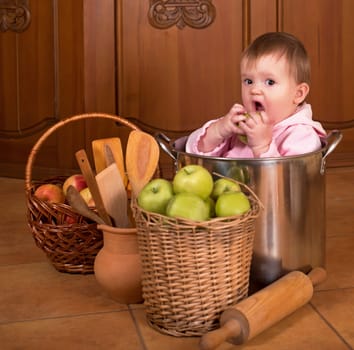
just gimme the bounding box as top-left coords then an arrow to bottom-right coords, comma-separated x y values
118,1 -> 245,133
0,0 -> 59,177
280,0 -> 354,166
118,1 -> 251,177
0,0 -> 118,179
0,0 -> 88,179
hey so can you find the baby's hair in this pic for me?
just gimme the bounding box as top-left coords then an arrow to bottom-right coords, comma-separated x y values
241,32 -> 310,85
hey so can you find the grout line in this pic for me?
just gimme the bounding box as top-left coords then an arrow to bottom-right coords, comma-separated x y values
128,305 -> 148,350
314,286 -> 354,293
0,308 -> 130,326
310,303 -> 354,350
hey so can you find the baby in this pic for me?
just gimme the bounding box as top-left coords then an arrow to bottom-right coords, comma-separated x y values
186,32 -> 326,158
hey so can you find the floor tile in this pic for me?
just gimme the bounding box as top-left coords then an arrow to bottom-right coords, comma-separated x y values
0,178 -> 46,266
0,262 -> 126,324
326,169 -> 354,237
232,304 -> 350,350
132,308 -> 200,350
0,222 -> 46,266
318,235 -> 354,290
0,311 -> 143,350
312,288 -> 354,349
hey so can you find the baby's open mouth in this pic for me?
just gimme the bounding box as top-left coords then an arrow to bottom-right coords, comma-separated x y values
254,101 -> 264,111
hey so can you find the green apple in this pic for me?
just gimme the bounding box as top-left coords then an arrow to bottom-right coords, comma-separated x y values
173,165 -> 213,200
215,191 -> 251,217
238,112 -> 250,144
166,192 -> 210,221
137,178 -> 174,214
211,178 -> 241,199
226,165 -> 250,184
205,196 -> 216,218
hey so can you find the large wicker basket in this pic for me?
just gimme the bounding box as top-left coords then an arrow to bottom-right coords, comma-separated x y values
25,113 -> 140,274
133,183 -> 262,336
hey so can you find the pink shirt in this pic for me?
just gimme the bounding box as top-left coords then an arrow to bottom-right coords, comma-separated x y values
186,103 -> 327,158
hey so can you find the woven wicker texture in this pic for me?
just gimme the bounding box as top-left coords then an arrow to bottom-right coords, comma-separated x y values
133,193 -> 261,336
25,113 -> 140,274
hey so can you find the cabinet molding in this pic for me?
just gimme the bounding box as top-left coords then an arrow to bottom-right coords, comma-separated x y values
0,0 -> 31,32
148,0 -> 216,29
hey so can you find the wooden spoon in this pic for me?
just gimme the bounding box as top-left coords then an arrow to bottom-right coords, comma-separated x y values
66,185 -> 106,225
125,130 -> 160,197
92,137 -> 128,187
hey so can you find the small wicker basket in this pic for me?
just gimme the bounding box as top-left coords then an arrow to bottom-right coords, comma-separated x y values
25,113 -> 140,274
133,182 -> 262,336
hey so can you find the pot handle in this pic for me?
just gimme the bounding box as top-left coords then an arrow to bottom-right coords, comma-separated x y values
154,132 -> 178,161
321,129 -> 343,174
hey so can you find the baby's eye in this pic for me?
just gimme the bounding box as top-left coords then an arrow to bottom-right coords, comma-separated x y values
265,79 -> 275,86
243,78 -> 253,85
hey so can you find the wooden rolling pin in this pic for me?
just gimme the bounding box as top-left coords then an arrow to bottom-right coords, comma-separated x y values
199,267 -> 327,350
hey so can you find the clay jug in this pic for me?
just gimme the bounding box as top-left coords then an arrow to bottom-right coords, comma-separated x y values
94,224 -> 143,304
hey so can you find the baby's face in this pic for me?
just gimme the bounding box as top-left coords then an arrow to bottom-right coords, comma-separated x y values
240,53 -> 306,124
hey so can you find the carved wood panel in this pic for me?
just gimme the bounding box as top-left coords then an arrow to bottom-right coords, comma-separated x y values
0,0 -> 31,32
148,0 -> 216,29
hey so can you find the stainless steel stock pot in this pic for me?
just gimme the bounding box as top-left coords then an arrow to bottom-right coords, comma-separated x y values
156,130 -> 342,286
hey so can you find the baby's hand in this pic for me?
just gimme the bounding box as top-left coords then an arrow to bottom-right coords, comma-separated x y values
237,111 -> 273,156
216,104 -> 247,139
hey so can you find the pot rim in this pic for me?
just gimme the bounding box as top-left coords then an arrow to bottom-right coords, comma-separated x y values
164,129 -> 342,163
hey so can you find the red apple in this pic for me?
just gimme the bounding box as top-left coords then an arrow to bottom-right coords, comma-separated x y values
64,215 -> 77,224
34,184 -> 65,204
63,174 -> 87,195
80,187 -> 95,207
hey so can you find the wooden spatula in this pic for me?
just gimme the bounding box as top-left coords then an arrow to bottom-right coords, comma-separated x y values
75,149 -> 112,226
126,130 -> 160,197
92,137 -> 128,187
96,144 -> 130,228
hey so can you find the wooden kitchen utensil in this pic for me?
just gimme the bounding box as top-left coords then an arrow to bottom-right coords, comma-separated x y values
126,130 -> 160,197
75,149 -> 112,226
92,137 -> 128,187
66,185 -> 106,225
96,144 -> 130,228
199,267 -> 327,350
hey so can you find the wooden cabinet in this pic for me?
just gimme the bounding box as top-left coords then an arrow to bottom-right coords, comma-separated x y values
118,0 -> 354,171
0,0 -> 353,179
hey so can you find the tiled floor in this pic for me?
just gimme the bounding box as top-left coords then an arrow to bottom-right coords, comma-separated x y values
0,167 -> 353,350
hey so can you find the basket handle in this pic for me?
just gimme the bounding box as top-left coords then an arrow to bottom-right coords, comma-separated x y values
25,113 -> 140,191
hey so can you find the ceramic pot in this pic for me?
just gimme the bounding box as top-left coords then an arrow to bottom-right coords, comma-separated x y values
94,224 -> 143,304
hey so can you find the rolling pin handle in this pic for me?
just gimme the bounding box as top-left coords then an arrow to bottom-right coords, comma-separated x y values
307,267 -> 327,287
199,319 -> 241,350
